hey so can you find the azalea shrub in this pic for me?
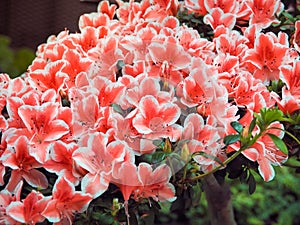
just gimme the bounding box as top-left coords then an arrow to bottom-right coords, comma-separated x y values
0,0 -> 300,224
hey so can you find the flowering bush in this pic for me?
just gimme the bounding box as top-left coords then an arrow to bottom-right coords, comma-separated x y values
0,0 -> 300,224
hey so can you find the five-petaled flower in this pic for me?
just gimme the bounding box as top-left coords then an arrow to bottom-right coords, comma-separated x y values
41,176 -> 92,225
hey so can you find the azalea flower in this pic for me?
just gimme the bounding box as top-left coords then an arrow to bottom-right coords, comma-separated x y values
0,181 -> 23,225
88,37 -> 124,81
28,61 -> 68,93
184,0 -> 208,15
97,0 -> 117,19
181,113 -> 225,172
109,112 -> 157,155
6,190 -> 48,225
42,176 -> 92,225
72,132 -> 134,198
0,0 -> 299,223
294,21 -> 300,52
274,60 -> 300,114
17,102 -> 70,163
125,76 -> 176,108
147,35 -> 191,84
132,95 -> 181,140
134,163 -> 176,202
79,11 -> 112,31
214,30 -> 248,58
203,8 -> 236,30
229,72 -> 274,111
244,33 -> 288,84
111,162 -> 176,217
246,0 -> 284,29
179,58 -> 215,109
111,161 -> 142,220
61,49 -> 93,88
121,26 -> 157,61
1,136 -> 48,192
44,141 -> 81,185
243,122 -> 288,181
91,76 -> 125,107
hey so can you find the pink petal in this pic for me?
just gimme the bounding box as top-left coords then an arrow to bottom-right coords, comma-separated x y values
156,183 -> 177,202
242,148 -> 259,161
152,164 -> 172,184
161,103 -> 180,125
0,164 -> 5,185
258,158 -> 275,182
28,142 -> 50,163
137,163 -> 152,184
53,176 -> 75,200
23,169 -> 48,189
42,200 -> 60,223
132,114 -> 152,134
81,173 -> 110,198
112,162 -> 141,201
6,170 -> 22,192
139,96 -> 159,119
2,150 -> 18,169
0,116 -> 7,130
106,141 -> 126,161
72,147 -> 98,173
6,202 -> 25,223
68,192 -> 93,212
44,120 -> 69,141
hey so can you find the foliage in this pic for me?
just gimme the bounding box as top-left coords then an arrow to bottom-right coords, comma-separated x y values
0,35 -> 35,78
159,166 -> 300,225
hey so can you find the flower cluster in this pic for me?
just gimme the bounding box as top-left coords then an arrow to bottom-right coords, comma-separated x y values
0,0 -> 299,224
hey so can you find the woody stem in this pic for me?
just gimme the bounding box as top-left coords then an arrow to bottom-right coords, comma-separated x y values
203,174 -> 237,225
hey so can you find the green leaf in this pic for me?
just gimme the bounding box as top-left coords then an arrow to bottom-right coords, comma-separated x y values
191,17 -> 203,24
239,170 -> 248,184
151,151 -> 168,163
255,108 -> 284,130
224,134 -> 240,145
92,212 -> 114,224
294,125 -> 300,130
129,211 -> 138,225
116,60 -> 125,71
267,133 -> 288,155
248,118 -> 256,133
281,11 -> 295,21
190,182 -> 202,207
152,139 -> 164,147
13,48 -> 35,76
111,103 -> 124,115
61,98 -> 71,107
247,172 -> 256,195
231,121 -> 244,134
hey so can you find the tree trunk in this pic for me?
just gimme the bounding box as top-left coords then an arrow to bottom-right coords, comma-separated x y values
203,174 -> 237,225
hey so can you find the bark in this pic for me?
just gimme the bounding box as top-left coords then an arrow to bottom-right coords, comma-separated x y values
203,174 -> 237,225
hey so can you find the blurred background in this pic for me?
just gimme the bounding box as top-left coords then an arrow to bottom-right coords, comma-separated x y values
0,0 -> 98,49
0,0 -> 99,77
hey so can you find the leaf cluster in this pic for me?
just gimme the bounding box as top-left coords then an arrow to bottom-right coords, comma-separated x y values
0,35 -> 35,78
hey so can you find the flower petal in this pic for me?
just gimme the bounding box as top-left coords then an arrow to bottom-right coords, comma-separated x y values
6,201 -> 25,223
42,200 -> 60,223
23,169 -> 48,189
81,173 -> 109,198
